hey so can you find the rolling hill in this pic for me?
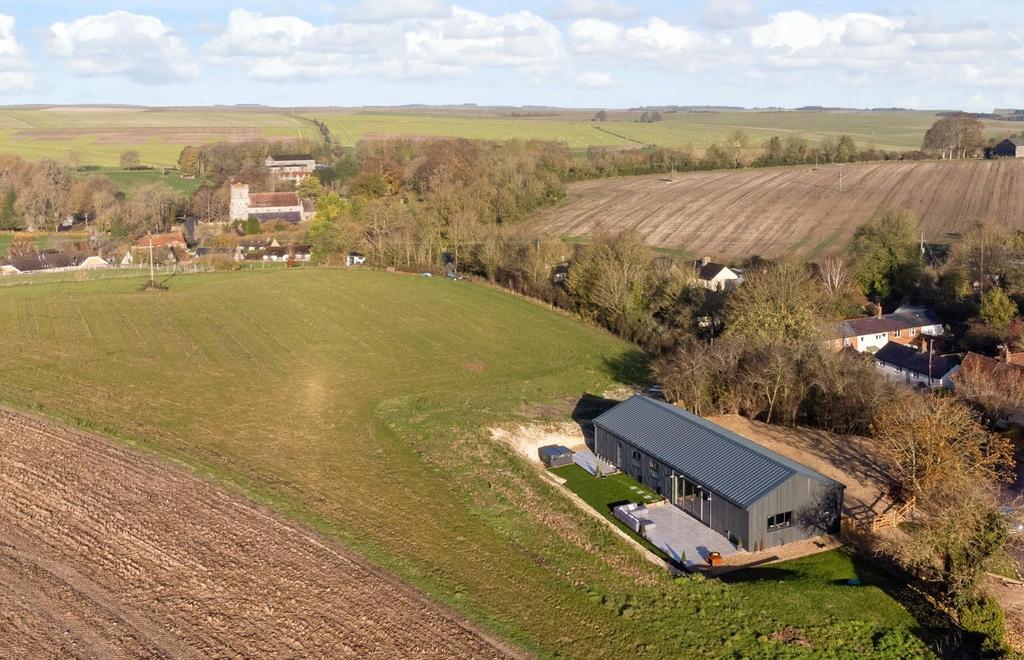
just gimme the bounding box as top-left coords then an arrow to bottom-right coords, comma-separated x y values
0,269 -> 929,657
537,158 -> 1024,260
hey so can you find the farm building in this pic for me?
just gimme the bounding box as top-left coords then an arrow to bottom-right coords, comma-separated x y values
593,396 -> 844,551
264,154 -> 317,182
835,306 -> 943,353
1,251 -> 109,275
229,183 -> 313,223
694,258 -> 741,292
873,342 -> 958,389
994,138 -> 1024,158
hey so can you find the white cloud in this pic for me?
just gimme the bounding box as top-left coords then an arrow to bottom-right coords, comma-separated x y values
204,6 -> 566,81
570,17 -> 706,60
337,0 -> 451,23
46,11 -> 197,84
406,6 -> 566,71
700,0 -> 764,29
0,15 -> 33,92
548,0 -> 637,20
575,70 -> 615,88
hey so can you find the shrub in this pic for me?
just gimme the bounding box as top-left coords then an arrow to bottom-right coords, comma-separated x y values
959,595 -> 1008,658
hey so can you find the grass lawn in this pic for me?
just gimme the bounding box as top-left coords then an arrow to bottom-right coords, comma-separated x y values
551,464 -> 669,559
0,269 -> 938,657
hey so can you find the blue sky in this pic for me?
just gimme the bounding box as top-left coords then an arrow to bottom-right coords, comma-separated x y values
0,1 -> 1021,109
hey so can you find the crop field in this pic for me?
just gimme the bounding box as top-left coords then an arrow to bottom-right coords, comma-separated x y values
0,107 -> 318,167
3,106 -> 1023,168
307,109 -> 1024,152
537,158 -> 1024,260
0,408 -> 514,658
0,270 -> 934,656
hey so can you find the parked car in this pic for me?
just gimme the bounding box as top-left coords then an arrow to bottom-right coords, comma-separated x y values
1000,505 -> 1024,534
420,272 -> 432,278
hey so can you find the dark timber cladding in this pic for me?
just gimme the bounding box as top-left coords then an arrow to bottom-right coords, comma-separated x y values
593,396 -> 844,551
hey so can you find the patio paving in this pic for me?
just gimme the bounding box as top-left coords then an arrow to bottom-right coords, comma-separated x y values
640,502 -> 742,569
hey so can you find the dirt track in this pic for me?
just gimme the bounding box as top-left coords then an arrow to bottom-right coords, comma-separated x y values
538,159 -> 1024,259
0,408 -> 518,659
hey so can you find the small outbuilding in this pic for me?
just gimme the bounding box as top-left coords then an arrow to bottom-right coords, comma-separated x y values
994,138 -> 1024,159
538,445 -> 574,468
593,396 -> 844,551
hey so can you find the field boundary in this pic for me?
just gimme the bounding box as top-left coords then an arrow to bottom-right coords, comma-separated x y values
0,403 -> 529,659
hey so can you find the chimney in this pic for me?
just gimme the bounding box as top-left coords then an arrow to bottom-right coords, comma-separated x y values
701,256 -> 711,267
1004,344 -> 1013,363
875,304 -> 883,319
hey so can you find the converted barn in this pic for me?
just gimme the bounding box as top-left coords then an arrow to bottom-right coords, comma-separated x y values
593,396 -> 844,551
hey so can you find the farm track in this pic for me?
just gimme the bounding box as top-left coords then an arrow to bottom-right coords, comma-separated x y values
539,159 -> 1024,259
0,408 -> 518,659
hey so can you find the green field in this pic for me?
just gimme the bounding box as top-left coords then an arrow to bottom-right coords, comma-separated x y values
85,167 -> 203,196
0,107 -> 319,167
2,106 -> 1024,169
305,109 -> 1024,153
0,269 -> 936,656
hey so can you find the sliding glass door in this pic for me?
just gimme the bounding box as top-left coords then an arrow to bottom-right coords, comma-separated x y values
676,477 -> 711,527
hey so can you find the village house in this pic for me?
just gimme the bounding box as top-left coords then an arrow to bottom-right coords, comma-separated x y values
264,245 -> 312,262
694,257 -> 741,292
835,306 -> 943,353
873,342 -> 958,389
593,395 -> 844,551
993,137 -> 1024,158
230,183 -> 313,223
264,154 -> 317,182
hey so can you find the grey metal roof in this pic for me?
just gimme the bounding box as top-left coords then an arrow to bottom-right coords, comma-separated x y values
593,396 -> 842,508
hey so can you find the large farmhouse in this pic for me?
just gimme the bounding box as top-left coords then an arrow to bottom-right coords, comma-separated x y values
265,154 -> 316,182
836,307 -> 943,353
230,183 -> 313,223
593,396 -> 844,551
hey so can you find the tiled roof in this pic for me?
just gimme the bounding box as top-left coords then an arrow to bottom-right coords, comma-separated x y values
594,396 -> 841,508
696,262 -> 731,281
249,192 -> 301,208
838,308 -> 942,338
134,232 -> 185,248
875,342 -> 956,377
268,154 -> 315,163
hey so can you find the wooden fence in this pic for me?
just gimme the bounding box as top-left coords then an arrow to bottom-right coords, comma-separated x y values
870,497 -> 916,532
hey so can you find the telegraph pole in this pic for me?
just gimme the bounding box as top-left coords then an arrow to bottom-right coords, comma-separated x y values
148,235 -> 155,285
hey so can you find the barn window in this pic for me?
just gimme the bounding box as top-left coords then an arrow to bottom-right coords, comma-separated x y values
631,450 -> 641,462
767,512 -> 792,531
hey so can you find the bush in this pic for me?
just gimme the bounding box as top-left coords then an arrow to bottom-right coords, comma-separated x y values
959,595 -> 1009,658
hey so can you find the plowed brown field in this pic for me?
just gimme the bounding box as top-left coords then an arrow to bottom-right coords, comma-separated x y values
0,408 -> 517,659
538,159 -> 1024,260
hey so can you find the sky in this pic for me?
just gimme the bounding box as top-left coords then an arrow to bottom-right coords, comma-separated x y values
0,1 -> 1021,110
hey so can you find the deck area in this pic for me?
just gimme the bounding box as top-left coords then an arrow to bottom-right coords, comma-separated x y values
641,502 -> 741,569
